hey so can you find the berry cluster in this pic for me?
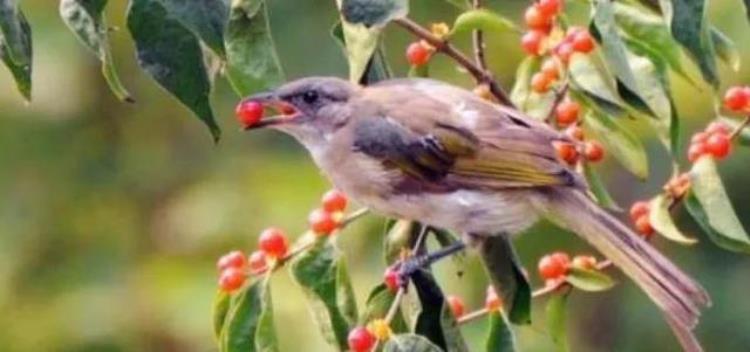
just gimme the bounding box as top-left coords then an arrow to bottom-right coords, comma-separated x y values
687,121 -> 732,163
538,251 -> 598,285
528,26 -> 594,94
628,201 -> 654,238
552,137 -> 605,165
216,190 -> 349,292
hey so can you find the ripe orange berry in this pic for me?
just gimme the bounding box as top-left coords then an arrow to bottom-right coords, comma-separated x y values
538,251 -> 570,281
521,30 -> 546,56
723,86 -> 750,111
584,140 -> 605,162
235,100 -> 264,128
258,227 -> 289,259
219,267 -> 247,292
564,126 -> 584,141
705,133 -> 731,159
553,141 -> 578,164
447,295 -> 465,318
571,255 -> 597,270
406,42 -> 432,66
554,42 -> 575,64
687,142 -> 707,163
485,286 -> 503,311
537,0 -> 563,17
248,250 -> 267,273
634,215 -> 654,238
217,250 -> 247,271
555,100 -> 580,125
321,189 -> 348,213
571,30 -> 595,53
524,4 -> 553,31
348,326 -> 377,352
309,208 -> 338,236
531,72 -> 552,93
541,58 -> 560,80
383,267 -> 399,292
629,201 -> 650,222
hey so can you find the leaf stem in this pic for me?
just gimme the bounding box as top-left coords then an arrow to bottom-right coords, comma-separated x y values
471,0 -> 488,71
392,17 -> 514,107
729,115 -> 750,140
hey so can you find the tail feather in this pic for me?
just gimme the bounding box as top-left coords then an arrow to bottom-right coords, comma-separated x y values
534,189 -> 710,351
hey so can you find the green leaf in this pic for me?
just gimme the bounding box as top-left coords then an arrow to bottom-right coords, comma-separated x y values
126,0 -> 220,141
155,0 -> 229,57
213,290 -> 231,340
659,0 -> 718,86
685,157 -> 750,253
477,236 -> 531,325
583,163 -> 621,211
360,284 -> 408,332
340,0 -> 408,27
585,110 -> 649,179
545,293 -> 569,352
225,0 -> 284,96
565,267 -> 615,292
510,56 -> 555,120
408,63 -> 429,78
383,334 -> 443,352
383,219 -> 418,264
221,275 -> 278,352
450,9 -> 518,36
60,0 -> 133,102
485,311 -> 516,352
411,271 -> 470,351
649,194 -> 697,244
0,13 -> 30,101
0,2 -> 31,101
591,0 -> 653,116
710,27 -> 740,72
612,2 -> 693,82
568,54 -> 627,117
289,238 -> 357,350
331,21 -> 392,84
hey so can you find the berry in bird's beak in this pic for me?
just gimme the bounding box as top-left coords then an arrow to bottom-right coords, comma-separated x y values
236,93 -> 300,130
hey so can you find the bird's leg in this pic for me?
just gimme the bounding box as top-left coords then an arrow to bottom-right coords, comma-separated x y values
396,240 -> 467,286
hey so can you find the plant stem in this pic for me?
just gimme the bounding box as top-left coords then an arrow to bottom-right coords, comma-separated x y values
729,115 -> 750,140
471,0 -> 488,71
392,17 -> 514,107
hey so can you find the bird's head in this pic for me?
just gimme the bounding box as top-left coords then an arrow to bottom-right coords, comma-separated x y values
242,77 -> 359,144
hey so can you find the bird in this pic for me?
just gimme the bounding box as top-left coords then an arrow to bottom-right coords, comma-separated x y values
242,76 -> 710,351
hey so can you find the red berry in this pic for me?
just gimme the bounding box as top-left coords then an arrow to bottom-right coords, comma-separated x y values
691,131 -> 709,145
309,208 -> 338,236
248,250 -> 267,273
564,126 -> 584,141
531,72 -> 552,93
705,133 -> 731,159
584,140 -> 605,162
219,267 -> 247,292
554,42 -> 575,64
553,141 -> 578,164
485,286 -> 503,311
555,100 -> 580,125
538,252 -> 570,281
258,227 -> 289,258
537,0 -> 562,16
571,30 -> 595,53
217,250 -> 247,271
629,201 -> 650,221
406,42 -> 431,66
634,215 -> 654,237
348,326 -> 377,352
521,30 -> 545,56
541,58 -> 560,80
383,267 -> 399,292
447,295 -> 465,318
322,189 -> 348,213
235,100 -> 264,127
723,86 -> 750,111
524,5 -> 553,31
705,121 -> 731,136
687,142 -> 707,163
571,255 -> 597,270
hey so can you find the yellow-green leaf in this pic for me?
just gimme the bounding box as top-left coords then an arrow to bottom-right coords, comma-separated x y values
566,267 -> 615,292
485,311 -> 516,352
649,194 -> 697,245
450,9 -> 518,36
545,293 -> 569,352
585,110 -> 649,179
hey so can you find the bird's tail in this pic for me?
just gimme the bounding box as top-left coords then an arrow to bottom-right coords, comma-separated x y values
533,188 -> 710,352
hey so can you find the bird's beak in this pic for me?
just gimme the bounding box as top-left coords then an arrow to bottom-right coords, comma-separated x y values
241,91 -> 300,130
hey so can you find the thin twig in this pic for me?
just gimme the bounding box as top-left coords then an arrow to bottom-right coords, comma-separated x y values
729,115 -> 750,140
544,82 -> 569,124
457,307 -> 488,324
392,17 -> 514,107
471,0 -> 488,71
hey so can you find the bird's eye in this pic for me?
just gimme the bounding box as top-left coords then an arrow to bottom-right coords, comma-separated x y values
302,90 -> 319,104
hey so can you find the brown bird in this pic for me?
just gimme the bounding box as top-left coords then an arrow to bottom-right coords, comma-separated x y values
244,76 -> 709,351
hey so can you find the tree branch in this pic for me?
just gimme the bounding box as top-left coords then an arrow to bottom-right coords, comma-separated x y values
392,17 -> 514,107
471,0 -> 488,71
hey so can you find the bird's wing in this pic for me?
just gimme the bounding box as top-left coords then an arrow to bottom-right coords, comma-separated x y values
352,79 -> 584,192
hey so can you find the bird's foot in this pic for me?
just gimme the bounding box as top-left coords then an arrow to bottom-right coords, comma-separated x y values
390,241 -> 467,289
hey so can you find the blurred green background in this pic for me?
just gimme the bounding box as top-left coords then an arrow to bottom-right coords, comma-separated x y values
1,1 -> 749,351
